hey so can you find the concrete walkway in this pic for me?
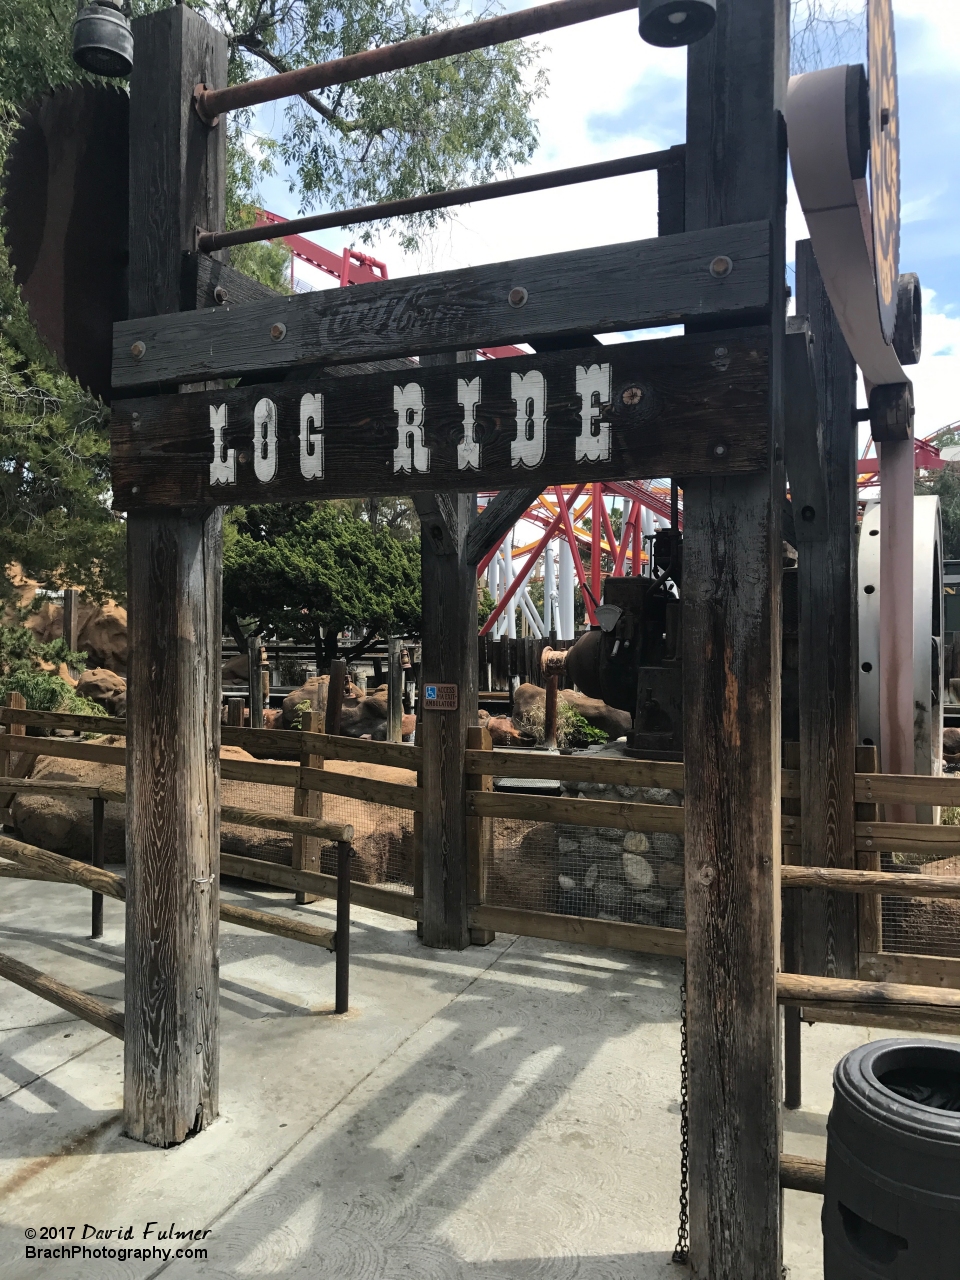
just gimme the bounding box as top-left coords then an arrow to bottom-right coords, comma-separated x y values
0,872 -> 944,1279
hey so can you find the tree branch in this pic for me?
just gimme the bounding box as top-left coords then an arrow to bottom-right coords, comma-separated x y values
235,39 -> 359,129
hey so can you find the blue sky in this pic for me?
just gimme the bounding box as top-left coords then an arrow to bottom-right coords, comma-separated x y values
255,0 -> 959,437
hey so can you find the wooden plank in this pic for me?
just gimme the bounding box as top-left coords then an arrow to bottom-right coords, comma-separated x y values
782,866 -> 960,898
467,790 -> 685,833
777,972 -> 960,1012
221,757 -> 299,787
0,950 -> 124,1039
463,748 -> 685,789
122,3 -> 228,1150
856,744 -> 882,954
218,902 -> 335,950
292,708 -> 321,905
221,804 -> 352,843
800,1004 -> 960,1035
464,487 -> 543,564
794,240 -> 860,981
0,707 -> 125,734
299,765 -> 422,810
112,222 -> 771,389
220,852 -> 421,920
779,1154 -> 825,1196
468,904 -> 685,957
111,329 -> 772,510
301,733 -> 421,770
855,821 -> 960,854
0,736 -> 126,765
0,777 -> 124,801
855,773 -> 960,805
860,951 -> 960,989
466,726 -> 496,946
187,253 -> 283,309
417,484 -> 477,948
682,0 -> 788,1272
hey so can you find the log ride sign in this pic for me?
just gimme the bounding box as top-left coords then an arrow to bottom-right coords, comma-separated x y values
422,683 -> 458,712
110,329 -> 771,510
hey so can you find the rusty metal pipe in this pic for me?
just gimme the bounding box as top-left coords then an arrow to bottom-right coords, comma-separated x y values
194,0 -> 637,124
197,149 -> 679,253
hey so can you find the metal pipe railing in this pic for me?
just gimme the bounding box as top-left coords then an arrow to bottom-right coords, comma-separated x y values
194,0 -> 636,123
197,148 -> 679,253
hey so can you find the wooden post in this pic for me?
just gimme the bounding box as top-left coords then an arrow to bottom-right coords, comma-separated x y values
856,744 -> 882,957
781,742 -> 802,1110
794,240 -> 859,979
63,588 -> 79,677
386,637 -> 403,743
335,839 -> 351,1013
0,692 -> 26,821
226,696 -> 244,727
682,1 -> 787,1274
248,634 -> 264,729
292,709 -> 322,905
90,796 -> 105,939
466,725 -> 495,946
123,5 -> 227,1147
325,658 -> 347,735
544,674 -> 559,752
416,490 -> 479,950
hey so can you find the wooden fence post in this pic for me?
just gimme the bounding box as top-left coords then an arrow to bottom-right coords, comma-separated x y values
90,796 -> 105,939
325,658 -> 347,735
292,710 -> 323,905
856,744 -> 882,957
386,637 -> 403,742
795,239 -> 859,979
682,0 -> 788,1273
416,489 -> 478,949
0,692 -> 26,822
123,4 -> 226,1146
466,725 -> 495,946
248,634 -> 264,729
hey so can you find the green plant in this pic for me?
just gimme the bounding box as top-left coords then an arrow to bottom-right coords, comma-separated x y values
516,696 -> 609,749
287,698 -> 312,730
0,668 -> 105,719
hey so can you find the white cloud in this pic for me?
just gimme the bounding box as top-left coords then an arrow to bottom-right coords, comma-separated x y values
912,293 -> 960,437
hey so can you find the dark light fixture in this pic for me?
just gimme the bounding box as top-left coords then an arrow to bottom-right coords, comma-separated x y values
72,0 -> 133,79
639,0 -> 716,47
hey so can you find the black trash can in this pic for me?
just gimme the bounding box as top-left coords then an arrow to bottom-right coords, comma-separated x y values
823,1038 -> 960,1278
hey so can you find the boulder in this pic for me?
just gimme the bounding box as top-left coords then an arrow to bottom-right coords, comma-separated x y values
623,851 -> 655,889
658,861 -> 685,889
623,831 -> 651,855
511,682 -> 632,742
222,654 -> 248,686
75,668 -> 126,716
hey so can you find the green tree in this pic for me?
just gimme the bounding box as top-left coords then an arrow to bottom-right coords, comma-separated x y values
223,502 -> 421,668
917,464 -> 960,560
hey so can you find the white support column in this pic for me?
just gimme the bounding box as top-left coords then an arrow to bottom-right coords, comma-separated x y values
559,538 -> 575,640
544,545 -> 555,633
504,536 -> 517,640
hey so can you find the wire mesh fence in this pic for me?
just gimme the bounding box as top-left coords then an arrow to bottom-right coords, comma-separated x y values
880,849 -> 960,959
483,781 -> 685,929
223,779 -> 416,892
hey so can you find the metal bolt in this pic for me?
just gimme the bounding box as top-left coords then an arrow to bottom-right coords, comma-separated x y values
507,286 -> 528,308
713,443 -> 727,458
709,255 -> 733,279
714,346 -> 728,357
238,451 -> 249,464
270,322 -> 287,341
621,385 -> 643,406
131,486 -> 139,494
130,340 -> 146,360
214,286 -> 228,305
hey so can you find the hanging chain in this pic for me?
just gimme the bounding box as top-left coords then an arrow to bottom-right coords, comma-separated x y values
672,959 -> 690,1266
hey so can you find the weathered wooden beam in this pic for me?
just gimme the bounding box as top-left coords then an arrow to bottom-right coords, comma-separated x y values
220,852 -> 422,920
111,222 -> 771,390
781,865 -> 960,898
185,253 -> 283,310
110,331 -> 772,510
0,950 -> 124,1039
418,484 -> 478,949
464,487 -> 543,564
123,3 -> 227,1150
467,904 -> 686,957
467,791 -> 685,833
462,749 -> 684,788
779,1154 -> 825,1195
681,0 -> 788,1274
794,239 -> 860,982
783,322 -> 828,543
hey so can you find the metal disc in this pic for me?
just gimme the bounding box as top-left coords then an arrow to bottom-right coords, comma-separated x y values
868,0 -> 901,345
2,82 -> 128,401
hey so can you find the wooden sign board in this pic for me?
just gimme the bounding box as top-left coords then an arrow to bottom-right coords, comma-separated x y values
422,683 -> 458,712
110,330 -> 771,510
